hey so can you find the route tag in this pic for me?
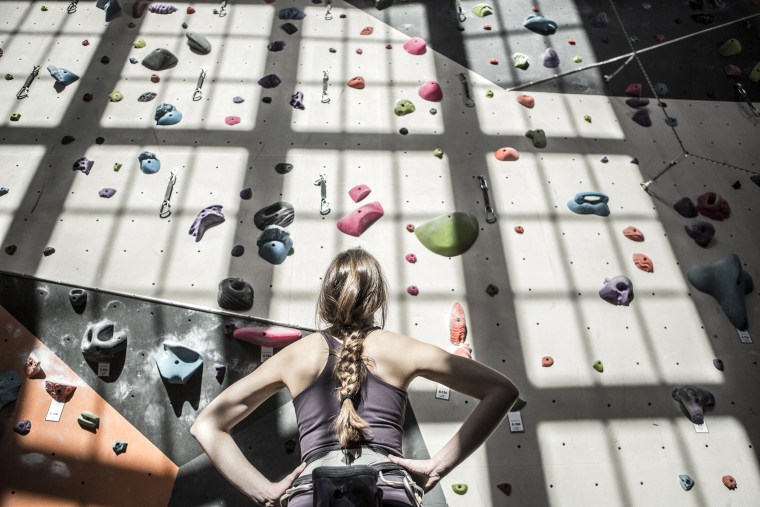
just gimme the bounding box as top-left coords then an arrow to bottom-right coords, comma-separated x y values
261,347 -> 273,362
45,399 -> 65,422
97,363 -> 110,377
694,421 -> 709,433
508,411 -> 525,433
435,384 -> 450,400
738,329 -> 752,344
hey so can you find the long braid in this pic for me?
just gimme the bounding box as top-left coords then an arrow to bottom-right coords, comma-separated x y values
332,328 -> 371,447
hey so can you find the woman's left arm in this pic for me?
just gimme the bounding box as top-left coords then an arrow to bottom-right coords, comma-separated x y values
190,345 -> 306,505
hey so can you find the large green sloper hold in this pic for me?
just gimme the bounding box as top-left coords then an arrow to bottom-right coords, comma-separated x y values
414,212 -> 479,257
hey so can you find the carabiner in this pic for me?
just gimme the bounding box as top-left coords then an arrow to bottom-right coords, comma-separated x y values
17,66 -> 40,100
193,67 -> 207,102
325,0 -> 333,20
160,170 -> 178,218
459,73 -> 475,108
314,174 -> 331,215
478,175 -> 497,224
321,70 -> 331,104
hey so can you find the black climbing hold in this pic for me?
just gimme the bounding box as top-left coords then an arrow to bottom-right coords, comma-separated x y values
182,22 -> 188,29
100,56 -> 110,64
673,197 -> 698,218
69,288 -> 87,311
732,180 -> 741,189
630,158 -> 639,164
223,322 -> 236,336
83,93 -> 93,102
691,13 -> 714,24
231,244 -> 245,257
254,201 -> 295,230
217,278 -> 254,311
751,174 -> 760,187
240,187 -> 253,200
61,135 -> 75,145
329,48 -> 337,53
43,247 -> 55,257
4,245 -> 17,255
142,48 -> 179,71
684,220 -> 715,248
672,385 -> 714,424
340,14 -> 347,18
258,74 -> 281,89
399,128 -> 408,135
262,96 -> 272,104
138,92 -> 157,102
284,438 -> 297,453
625,97 -> 649,109
281,23 -> 298,35
268,41 -> 286,52
0,187 -> 7,197
95,137 -> 105,145
486,284 -> 499,296
275,163 -> 293,175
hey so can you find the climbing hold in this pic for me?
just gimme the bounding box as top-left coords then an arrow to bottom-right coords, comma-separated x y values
497,483 -> 512,496
156,342 -> 203,384
679,475 -> 695,491
337,202 -> 384,237
584,115 -> 592,123
290,91 -> 305,110
187,6 -> 195,14
719,38 -> 741,57
418,81 -> 443,102
98,188 -> 116,198
625,83 -> 642,97
47,65 -> 79,86
452,483 -> 468,495
43,247 -> 55,257
485,90 -> 494,98
347,76 -> 365,89
225,116 -> 241,126
600,156 -> 609,163
186,32 -> 212,55
240,187 -> 252,200
78,412 -> 100,431
109,90 -> 124,102
623,226 -> 645,242
257,225 -> 294,264
69,288 -> 87,311
45,380 -> 77,403
415,212 -> 479,257
672,385 -> 714,424
95,0 -> 121,21
14,419 -> 31,435
514,226 -> 524,234
278,7 -> 306,19
684,220 -> 715,248
633,253 -> 654,273
696,192 -> 730,220
0,371 -> 21,409
403,37 -> 427,55
112,441 -> 128,455
713,358 -> 724,371
231,245 -> 245,257
523,14 -> 557,35
484,24 -> 492,31
722,475 -> 737,490
752,174 -> 760,187
590,12 -> 609,28
25,353 -> 41,377
494,147 -> 520,161
253,201 -> 295,230
593,360 -> 604,373
4,245 -> 17,255
10,113 -> 20,121
95,137 -> 105,145
724,64 -> 741,77
654,83 -> 670,97
348,185 -> 371,203
155,103 -> 183,125
626,98 -> 649,109
138,92 -> 157,102
81,320 -> 128,362
674,197 -> 698,218
542,356 -> 554,367
489,58 -> 499,65
433,148 -> 444,159
213,363 -> 226,382
472,3 -> 493,17
100,56 -> 111,64
281,23 -> 299,35
73,157 -> 94,175
189,205 -> 225,242
258,74 -> 282,89
355,49 -> 363,55
141,48 -> 178,71
360,26 -> 374,35
133,38 -> 146,49
525,129 -> 547,148
0,188 -> 7,197
486,284 -> 499,296
275,162 -> 293,174
150,3 -> 177,14
429,108 -> 437,115
394,100 -> 416,116
688,254 -> 753,330
599,276 -> 634,306
732,180 -> 741,189
405,253 -> 417,263
233,326 -> 302,348
450,302 -> 467,345
513,52 -> 529,69
516,94 -> 535,108
543,48 -> 560,68
567,192 -> 610,216
750,62 -> 760,83
233,96 -> 245,103
631,109 -> 652,127
217,278 -> 254,311
268,41 -> 286,52
138,151 -> 160,174
572,55 -> 583,63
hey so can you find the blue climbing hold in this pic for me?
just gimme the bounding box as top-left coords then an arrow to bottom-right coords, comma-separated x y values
278,7 -> 306,20
138,151 -> 161,174
567,192 -> 610,216
679,474 -> 695,491
687,253 -> 753,331
155,103 -> 183,126
256,225 -> 293,265
155,342 -> 203,384
47,65 -> 79,86
523,14 -> 558,35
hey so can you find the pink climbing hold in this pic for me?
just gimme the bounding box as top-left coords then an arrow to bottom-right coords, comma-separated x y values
82,40 -> 90,46
623,226 -> 645,242
347,76 -> 365,89
45,381 -> 77,402
516,94 -> 535,108
25,353 -> 41,378
632,253 -> 654,273
233,326 -> 302,348
418,81 -> 443,102
403,37 -> 427,55
542,356 -> 554,367
225,116 -> 241,126
625,83 -> 642,97
356,48 -> 363,55
406,224 -> 415,233
336,201 -> 384,237
406,285 -> 419,296
494,147 -> 520,161
405,253 -> 417,263
724,64 -> 741,77
348,184 -> 371,202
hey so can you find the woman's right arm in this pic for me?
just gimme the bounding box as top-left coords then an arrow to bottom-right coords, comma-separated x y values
388,337 -> 519,491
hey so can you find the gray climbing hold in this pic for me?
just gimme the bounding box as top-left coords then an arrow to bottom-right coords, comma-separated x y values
679,474 -> 695,491
47,65 -> 79,86
99,188 -> 116,198
138,92 -> 157,102
523,14 -> 558,35
598,275 -> 634,306
672,385 -> 714,424
632,109 -> 652,127
217,277 -> 254,311
155,342 -> 203,384
256,225 -> 293,265
268,41 -> 286,51
141,48 -> 178,71
654,83 -> 669,96
233,96 -> 245,103
684,220 -> 715,247
254,201 -> 295,230
275,162 -> 293,174
231,244 -> 245,257
543,48 -> 560,68
258,74 -> 281,89
81,320 -> 128,362
186,31 -> 211,55
239,187 -> 252,199
687,253 -> 753,330
73,157 -> 94,175
674,197 -> 698,218
290,91 -> 305,110
713,358 -> 724,371
525,129 -> 547,148
281,23 -> 299,35
0,187 -> 8,196
0,370 -> 21,409
278,7 -> 306,20
138,151 -> 160,174
69,288 -> 87,310
189,205 -> 225,242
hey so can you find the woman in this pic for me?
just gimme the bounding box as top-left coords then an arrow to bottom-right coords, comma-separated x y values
191,248 -> 519,506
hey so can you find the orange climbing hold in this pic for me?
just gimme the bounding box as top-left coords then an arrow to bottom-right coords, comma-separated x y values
722,475 -> 737,490
623,226 -> 645,242
450,302 -> 467,345
494,147 -> 520,161
361,26 -> 374,35
348,76 -> 365,89
542,356 -> 554,367
514,226 -> 524,234
516,94 -> 535,108
633,253 -> 654,273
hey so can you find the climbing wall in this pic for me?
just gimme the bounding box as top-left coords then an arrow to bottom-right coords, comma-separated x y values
1,0 -> 759,506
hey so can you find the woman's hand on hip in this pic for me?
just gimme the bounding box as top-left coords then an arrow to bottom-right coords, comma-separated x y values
254,461 -> 307,506
387,455 -> 445,493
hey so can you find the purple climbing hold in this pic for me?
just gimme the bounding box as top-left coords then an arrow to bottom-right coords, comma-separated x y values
543,48 -> 560,68
713,358 -> 724,371
189,205 -> 225,242
149,3 -> 177,14
239,187 -> 253,200
672,386 -> 714,424
258,74 -> 282,89
14,419 -> 31,435
268,41 -> 286,51
684,220 -> 715,247
231,244 -> 245,257
98,188 -> 116,198
233,96 -> 245,103
632,109 -> 652,127
674,197 -> 698,218
590,12 -> 609,28
599,275 -> 634,306
625,97 -> 650,108
600,156 -> 609,163
73,157 -> 94,175
213,363 -> 226,382
290,91 -> 305,110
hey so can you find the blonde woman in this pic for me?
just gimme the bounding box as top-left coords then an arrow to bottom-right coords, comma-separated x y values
191,248 -> 519,506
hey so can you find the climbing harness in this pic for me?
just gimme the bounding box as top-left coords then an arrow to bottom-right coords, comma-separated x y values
159,170 -> 177,219
16,66 -> 40,100
458,73 -> 475,108
325,0 -> 333,20
321,70 -> 330,104
735,83 -> 760,118
217,0 -> 227,17
193,67 -> 208,101
478,175 -> 497,224
314,174 -> 331,215
67,0 -> 78,13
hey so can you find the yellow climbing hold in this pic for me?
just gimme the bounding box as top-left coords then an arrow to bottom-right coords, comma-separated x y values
584,115 -> 592,123
433,148 -> 443,159
113,163 -> 122,172
109,90 -> 124,102
133,38 -> 146,49
573,55 -> 583,63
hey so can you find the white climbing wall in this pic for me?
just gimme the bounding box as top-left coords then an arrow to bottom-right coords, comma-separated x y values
1,1 -> 759,506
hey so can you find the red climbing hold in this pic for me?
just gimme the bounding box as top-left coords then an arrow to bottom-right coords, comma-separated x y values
407,285 -> 419,296
484,24 -> 492,30
632,253 -> 654,273
625,83 -> 642,97
489,58 -> 499,65
567,38 -> 576,45
622,226 -> 645,242
494,147 -> 520,161
514,226 -> 524,234
516,94 -> 535,108
360,26 -> 374,35
187,6 -> 196,14
151,74 -> 160,83
347,76 -> 365,89
722,475 -> 737,490
542,356 -> 554,367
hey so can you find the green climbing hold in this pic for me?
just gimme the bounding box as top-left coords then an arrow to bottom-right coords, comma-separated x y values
749,61 -> 760,83
525,129 -> 547,148
4,74 -> 13,80
452,483 -> 468,495
128,22 -> 136,28
41,6 -> 48,11
572,55 -> 583,63
584,115 -> 592,123
10,113 -> 21,121
486,90 -> 494,98
109,90 -> 124,102
433,148 -> 443,159
718,38 -> 741,57
415,212 -> 479,257
394,99 -> 416,116
593,360 -> 604,373
113,163 -> 122,172
513,52 -> 529,70
133,38 -> 147,49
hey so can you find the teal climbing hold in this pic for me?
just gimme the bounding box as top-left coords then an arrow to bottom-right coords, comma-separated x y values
567,192 -> 610,216
155,342 -> 203,384
687,253 -> 753,331
415,212 -> 479,257
47,65 -> 79,86
679,474 -> 695,491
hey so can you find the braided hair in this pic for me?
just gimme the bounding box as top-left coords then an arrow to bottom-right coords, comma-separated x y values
316,248 -> 388,448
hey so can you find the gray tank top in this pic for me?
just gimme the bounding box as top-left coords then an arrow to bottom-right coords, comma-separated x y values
292,330 -> 407,462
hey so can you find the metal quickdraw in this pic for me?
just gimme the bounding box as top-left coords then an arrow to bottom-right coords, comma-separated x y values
314,174 -> 331,215
67,0 -> 79,13
455,0 -> 466,22
459,73 -> 475,107
159,170 -> 177,218
17,66 -> 41,100
478,175 -> 497,224
325,0 -> 333,20
217,0 -> 227,17
321,70 -> 330,104
736,83 -> 760,117
193,67 -> 208,101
